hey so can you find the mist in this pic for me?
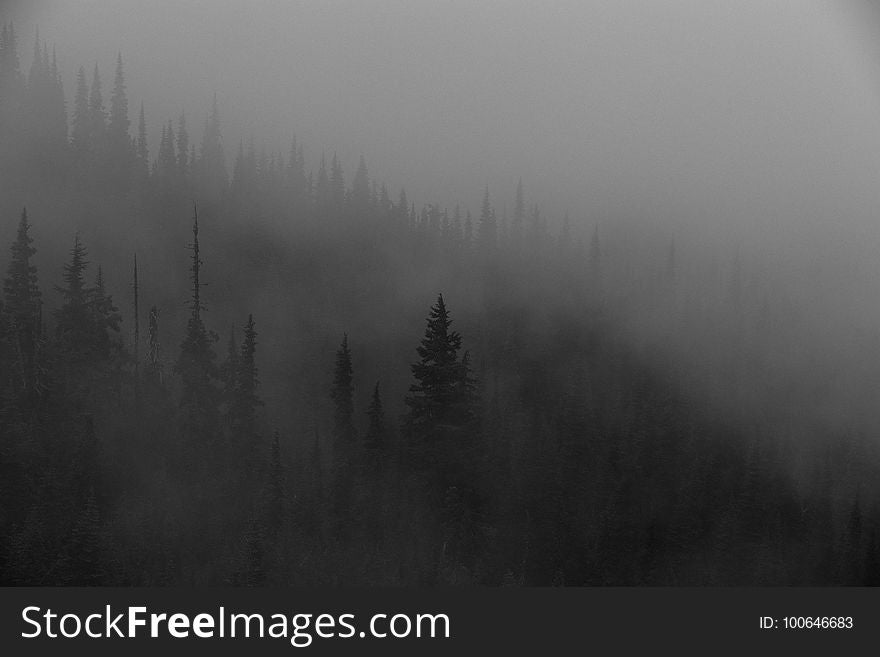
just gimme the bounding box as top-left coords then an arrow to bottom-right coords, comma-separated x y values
8,1 -> 880,239
2,0 -> 880,585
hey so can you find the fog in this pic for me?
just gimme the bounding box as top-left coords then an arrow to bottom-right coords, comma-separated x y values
7,1 -> 880,243
3,0 -> 880,585
7,0 -> 880,456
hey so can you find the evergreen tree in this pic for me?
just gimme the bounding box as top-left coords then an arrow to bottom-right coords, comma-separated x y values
315,153 -> 332,220
265,430 -> 284,540
157,119 -> 177,189
54,234 -> 92,360
0,22 -> 21,88
71,66 -> 90,155
89,265 -> 122,359
331,334 -> 356,450
132,254 -> 140,369
174,206 -> 219,440
528,204 -> 542,254
330,334 -> 356,511
3,208 -> 41,396
176,111 -> 189,179
108,52 -> 130,172
147,304 -> 162,382
478,186 -> 496,252
133,102 -> 149,182
88,64 -> 106,147
198,94 -> 227,199
231,314 -> 262,440
512,178 -> 524,252
351,154 -> 370,215
329,153 -> 345,216
364,381 -> 385,455
221,325 -> 239,426
404,294 -> 477,445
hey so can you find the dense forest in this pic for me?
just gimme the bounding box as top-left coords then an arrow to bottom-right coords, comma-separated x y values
1,21 -> 879,586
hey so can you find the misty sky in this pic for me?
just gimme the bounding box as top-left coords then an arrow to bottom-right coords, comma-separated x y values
7,0 -> 880,256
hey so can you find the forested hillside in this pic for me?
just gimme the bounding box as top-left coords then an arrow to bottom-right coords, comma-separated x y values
1,22 -> 878,585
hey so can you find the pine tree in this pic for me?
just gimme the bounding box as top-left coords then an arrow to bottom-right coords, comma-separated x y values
265,430 -> 284,540
147,304 -> 163,383
108,52 -> 130,173
176,111 -> 189,179
0,22 -> 21,87
88,64 -> 106,148
351,154 -> 370,215
364,381 -> 385,454
478,186 -> 496,252
174,205 -> 218,440
330,334 -> 356,511
331,334 -> 356,450
135,102 -> 149,180
528,204 -> 542,254
512,178 -> 524,252
198,94 -> 227,199
286,135 -> 308,209
46,46 -> 67,150
71,66 -> 90,155
330,153 -> 345,216
315,153 -> 332,220
157,119 -> 178,190
54,234 -> 92,359
231,314 -> 262,439
404,294 -> 477,441
3,208 -> 41,395
0,22 -> 23,118
90,265 -> 122,359
132,254 -> 140,368
404,295 -> 481,562
221,324 -> 239,426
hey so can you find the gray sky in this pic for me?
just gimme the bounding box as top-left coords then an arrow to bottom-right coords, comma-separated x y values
8,0 -> 880,253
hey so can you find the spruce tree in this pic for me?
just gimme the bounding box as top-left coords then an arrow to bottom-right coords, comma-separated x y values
3,208 -> 41,395
329,153 -> 345,217
330,334 -> 356,511
478,186 -> 496,252
512,178 -> 524,251
71,66 -> 90,155
135,102 -> 149,178
54,233 -> 92,360
88,64 -> 106,146
351,154 -> 370,214
174,205 -> 218,440
221,325 -> 239,427
108,52 -> 130,173
231,314 -> 262,440
404,294 -> 477,441
176,111 -> 189,179
364,381 -> 385,454
331,334 -> 355,450
198,94 -> 227,199
265,430 -> 284,540
89,265 -> 122,360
